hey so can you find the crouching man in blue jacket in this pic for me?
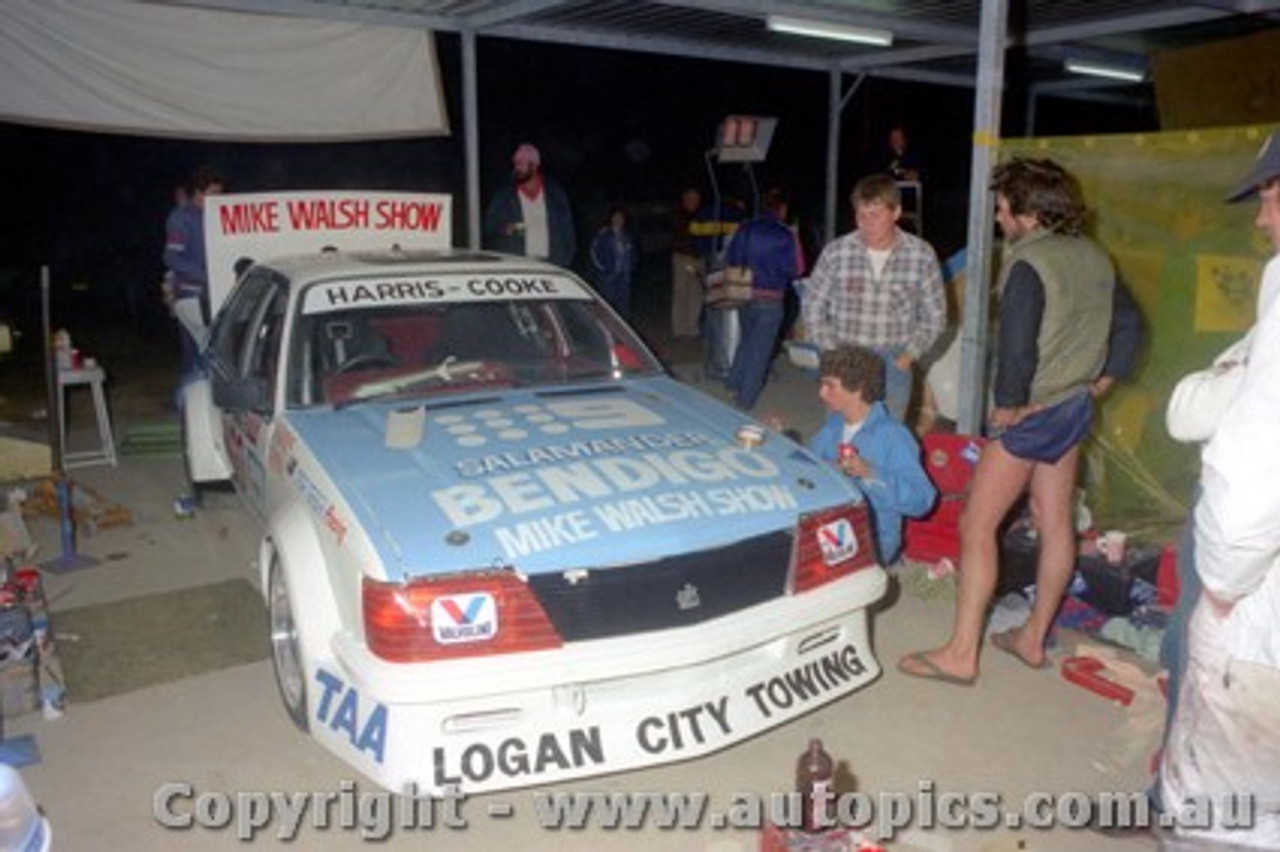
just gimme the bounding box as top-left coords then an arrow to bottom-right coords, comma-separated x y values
809,345 -> 937,564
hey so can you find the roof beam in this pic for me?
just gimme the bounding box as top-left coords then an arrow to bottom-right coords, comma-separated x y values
463,0 -> 570,30
487,19 -> 980,88
1021,7 -> 1232,46
865,66 -> 976,89
666,0 -> 976,47
1031,76 -> 1148,96
1196,0 -> 1280,13
486,21 -> 837,74
1032,87 -> 1155,108
154,0 -> 450,29
840,43 -> 975,72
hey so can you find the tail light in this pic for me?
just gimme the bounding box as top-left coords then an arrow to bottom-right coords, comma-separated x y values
363,569 -> 562,662
789,503 -> 877,594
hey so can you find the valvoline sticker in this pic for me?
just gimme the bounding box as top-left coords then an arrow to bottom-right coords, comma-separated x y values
431,593 -> 498,644
817,518 -> 859,565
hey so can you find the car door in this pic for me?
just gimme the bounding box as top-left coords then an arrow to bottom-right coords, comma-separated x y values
206,270 -> 288,521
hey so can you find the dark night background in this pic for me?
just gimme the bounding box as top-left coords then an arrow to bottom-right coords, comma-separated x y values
0,33 -> 1156,369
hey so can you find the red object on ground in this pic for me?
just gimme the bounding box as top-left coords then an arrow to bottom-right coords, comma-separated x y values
903,499 -> 963,562
1156,542 -> 1180,607
920,433 -> 985,493
903,433 -> 985,564
1060,655 -> 1135,706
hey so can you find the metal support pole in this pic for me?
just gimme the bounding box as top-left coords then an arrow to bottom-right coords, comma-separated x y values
41,266 -> 61,474
823,70 -> 865,245
957,0 -> 1010,435
462,29 -> 481,250
825,69 -> 841,246
40,265 -> 97,574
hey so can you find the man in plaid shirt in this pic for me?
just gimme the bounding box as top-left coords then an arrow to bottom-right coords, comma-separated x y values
802,174 -> 946,420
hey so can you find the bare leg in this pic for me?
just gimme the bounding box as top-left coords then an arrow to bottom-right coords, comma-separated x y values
899,440 -> 1033,681
998,445 -> 1080,667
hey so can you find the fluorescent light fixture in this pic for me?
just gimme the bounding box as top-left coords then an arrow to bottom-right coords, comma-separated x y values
1064,59 -> 1146,83
767,14 -> 893,47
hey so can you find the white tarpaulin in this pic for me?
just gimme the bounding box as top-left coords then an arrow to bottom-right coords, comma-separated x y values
0,0 -> 448,141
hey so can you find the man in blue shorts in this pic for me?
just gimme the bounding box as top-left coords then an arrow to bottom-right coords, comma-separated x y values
898,157 -> 1114,685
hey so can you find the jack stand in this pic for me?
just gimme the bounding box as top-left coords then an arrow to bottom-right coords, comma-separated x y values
40,477 -> 97,575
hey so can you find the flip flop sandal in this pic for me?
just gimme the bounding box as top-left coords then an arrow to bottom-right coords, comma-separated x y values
990,628 -> 1052,670
896,651 -> 976,686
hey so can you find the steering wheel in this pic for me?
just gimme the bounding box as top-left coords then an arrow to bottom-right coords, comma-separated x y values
335,352 -> 399,374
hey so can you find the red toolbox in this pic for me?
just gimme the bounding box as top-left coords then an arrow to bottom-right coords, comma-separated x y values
903,433 -> 984,564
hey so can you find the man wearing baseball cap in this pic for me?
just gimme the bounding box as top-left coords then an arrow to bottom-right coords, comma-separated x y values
1159,128 -> 1280,847
482,142 -> 576,267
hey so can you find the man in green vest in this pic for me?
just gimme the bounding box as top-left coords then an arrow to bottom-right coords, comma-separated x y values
899,157 -> 1114,685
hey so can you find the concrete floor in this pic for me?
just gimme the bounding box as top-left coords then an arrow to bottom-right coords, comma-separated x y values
12,354 -> 1162,852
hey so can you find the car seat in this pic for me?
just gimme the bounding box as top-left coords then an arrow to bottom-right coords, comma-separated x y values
320,315 -> 395,373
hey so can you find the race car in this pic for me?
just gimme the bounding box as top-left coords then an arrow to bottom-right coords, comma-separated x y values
183,191 -> 887,795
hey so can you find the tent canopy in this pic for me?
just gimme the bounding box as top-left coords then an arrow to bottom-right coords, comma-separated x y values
5,0 -> 1276,142
5,0 -> 1277,437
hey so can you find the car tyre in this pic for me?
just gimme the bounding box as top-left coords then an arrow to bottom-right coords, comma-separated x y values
269,557 -> 310,731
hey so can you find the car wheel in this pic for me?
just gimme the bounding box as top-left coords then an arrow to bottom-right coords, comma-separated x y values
269,557 -> 309,731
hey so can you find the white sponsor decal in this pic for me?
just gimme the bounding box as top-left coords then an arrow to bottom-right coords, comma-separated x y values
314,668 -> 388,764
428,643 -> 869,787
302,274 -> 591,314
433,449 -> 793,555
489,485 -> 799,559
428,398 -> 800,557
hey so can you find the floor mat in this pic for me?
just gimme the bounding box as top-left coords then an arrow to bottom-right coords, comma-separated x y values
118,421 -> 183,457
54,578 -> 267,703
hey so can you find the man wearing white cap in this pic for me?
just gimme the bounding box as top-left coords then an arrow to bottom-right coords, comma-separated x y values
483,142 -> 576,267
1159,128 -> 1280,848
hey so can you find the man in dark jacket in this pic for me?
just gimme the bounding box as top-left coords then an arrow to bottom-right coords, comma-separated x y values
163,165 -> 224,401
722,187 -> 801,410
483,143 -> 576,268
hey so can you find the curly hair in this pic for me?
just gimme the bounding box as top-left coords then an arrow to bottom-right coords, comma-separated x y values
818,344 -> 886,403
990,157 -> 1086,237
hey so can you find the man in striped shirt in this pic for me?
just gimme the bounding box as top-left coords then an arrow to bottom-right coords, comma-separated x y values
802,174 -> 946,420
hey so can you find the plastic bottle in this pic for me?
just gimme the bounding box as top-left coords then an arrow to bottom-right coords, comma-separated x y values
795,738 -> 835,833
53,329 -> 73,371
